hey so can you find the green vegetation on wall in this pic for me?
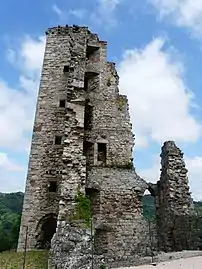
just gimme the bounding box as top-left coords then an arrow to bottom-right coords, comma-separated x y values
74,189 -> 91,227
117,96 -> 127,110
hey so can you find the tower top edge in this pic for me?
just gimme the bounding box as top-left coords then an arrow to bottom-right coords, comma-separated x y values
45,25 -> 107,44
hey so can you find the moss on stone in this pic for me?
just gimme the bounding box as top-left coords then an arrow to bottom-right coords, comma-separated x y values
74,189 -> 91,228
117,96 -> 127,110
107,77 -> 111,86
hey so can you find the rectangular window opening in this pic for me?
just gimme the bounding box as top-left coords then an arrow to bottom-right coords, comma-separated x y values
59,99 -> 66,108
48,181 -> 57,193
55,135 -> 62,145
84,104 -> 93,130
83,141 -> 94,166
63,65 -> 69,73
97,143 -> 107,165
86,45 -> 99,60
84,77 -> 88,92
94,229 -> 108,255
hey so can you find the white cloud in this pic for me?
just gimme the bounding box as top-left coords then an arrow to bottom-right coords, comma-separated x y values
186,156 -> 202,201
0,152 -> 26,193
8,36 -> 45,78
0,80 -> 30,149
150,0 -> 202,37
69,9 -> 87,19
52,4 -> 87,21
138,155 -> 161,183
0,152 -> 23,172
118,37 -> 202,148
20,36 -> 45,72
0,36 -> 45,150
0,35 -> 45,192
98,0 -> 121,13
90,0 -> 122,27
52,4 -> 64,18
52,0 -> 122,28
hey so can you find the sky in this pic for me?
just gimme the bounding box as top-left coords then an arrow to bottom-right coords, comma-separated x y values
1,0 -> 202,200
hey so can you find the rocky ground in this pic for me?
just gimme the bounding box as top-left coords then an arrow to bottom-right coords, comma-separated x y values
117,256 -> 202,269
114,251 -> 202,269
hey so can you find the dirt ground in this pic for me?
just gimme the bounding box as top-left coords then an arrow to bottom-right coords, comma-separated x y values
117,256 -> 202,269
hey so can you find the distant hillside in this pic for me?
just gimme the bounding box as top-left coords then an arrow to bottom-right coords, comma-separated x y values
142,195 -> 156,219
0,192 -> 24,252
0,192 -> 24,215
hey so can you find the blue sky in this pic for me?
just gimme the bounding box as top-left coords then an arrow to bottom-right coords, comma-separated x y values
1,0 -> 202,200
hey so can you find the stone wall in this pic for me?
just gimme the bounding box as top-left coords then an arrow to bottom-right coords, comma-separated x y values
18,25 -> 90,250
18,28 -> 72,249
19,25 -> 152,268
156,141 -> 194,252
86,167 -> 149,267
18,24 -> 197,269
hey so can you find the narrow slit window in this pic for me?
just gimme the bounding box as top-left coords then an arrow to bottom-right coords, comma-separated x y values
63,65 -> 69,73
97,143 -> 107,165
55,136 -> 62,145
83,141 -> 94,166
84,104 -> 93,130
84,77 -> 88,92
48,181 -> 57,193
59,99 -> 66,108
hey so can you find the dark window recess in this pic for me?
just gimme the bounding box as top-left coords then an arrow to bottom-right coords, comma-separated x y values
59,99 -> 66,108
83,141 -> 94,166
86,188 -> 100,215
63,65 -> 69,73
86,45 -> 99,60
55,136 -> 62,145
84,77 -> 88,92
94,229 -> 108,255
97,143 -> 107,165
36,215 -> 57,249
48,181 -> 57,193
84,104 -> 93,130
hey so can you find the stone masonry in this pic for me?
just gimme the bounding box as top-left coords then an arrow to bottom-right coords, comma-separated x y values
155,141 -> 194,252
18,25 -> 196,268
18,25 -> 150,268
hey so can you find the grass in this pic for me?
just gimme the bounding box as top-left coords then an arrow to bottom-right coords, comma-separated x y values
0,250 -> 48,269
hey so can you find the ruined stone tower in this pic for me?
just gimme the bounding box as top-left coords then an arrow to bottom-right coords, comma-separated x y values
156,141 -> 194,252
18,25 -> 149,267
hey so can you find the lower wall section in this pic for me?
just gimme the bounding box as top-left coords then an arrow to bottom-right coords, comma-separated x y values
86,167 -> 150,265
48,167 -> 153,268
49,221 -> 92,269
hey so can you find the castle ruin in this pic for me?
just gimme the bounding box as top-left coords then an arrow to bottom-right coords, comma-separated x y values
156,141 -> 194,252
18,25 -> 194,268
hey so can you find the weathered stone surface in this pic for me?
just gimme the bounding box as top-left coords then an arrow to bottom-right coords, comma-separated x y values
49,222 -> 92,269
18,25 -> 150,268
18,25 -> 196,269
156,141 -> 194,252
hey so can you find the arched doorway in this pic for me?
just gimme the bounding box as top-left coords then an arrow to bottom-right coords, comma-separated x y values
35,214 -> 57,249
